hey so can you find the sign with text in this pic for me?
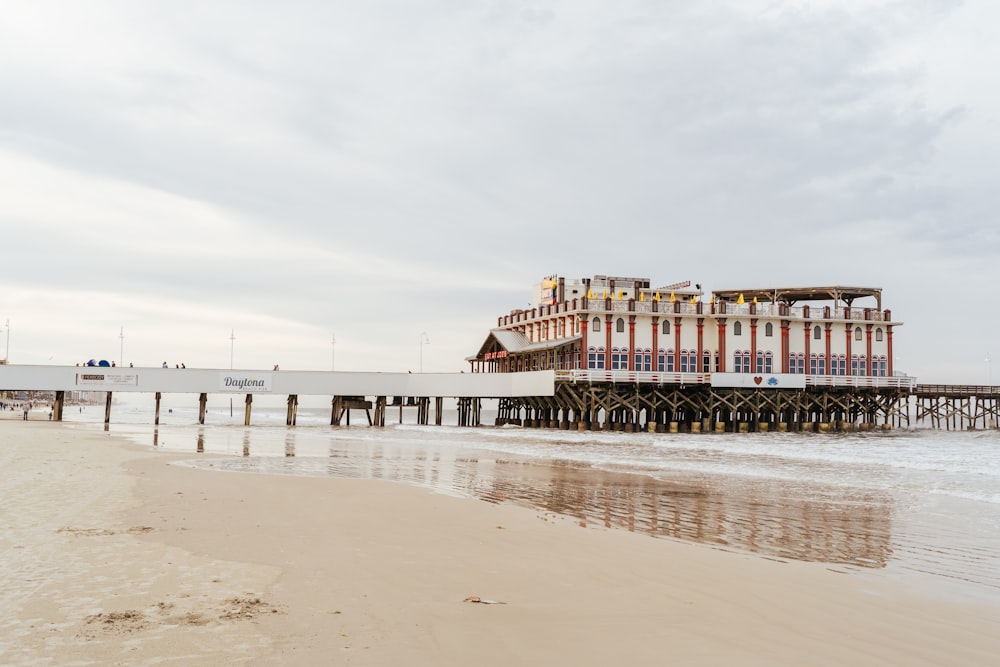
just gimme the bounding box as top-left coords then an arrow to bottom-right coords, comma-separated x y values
710,373 -> 806,389
75,372 -> 139,387
219,373 -> 273,393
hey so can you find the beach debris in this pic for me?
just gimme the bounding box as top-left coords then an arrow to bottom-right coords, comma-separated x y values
464,595 -> 507,605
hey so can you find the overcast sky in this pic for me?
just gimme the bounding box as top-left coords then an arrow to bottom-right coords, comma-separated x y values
2,0 -> 997,382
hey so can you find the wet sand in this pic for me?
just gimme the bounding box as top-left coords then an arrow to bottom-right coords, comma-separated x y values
2,419 -> 999,666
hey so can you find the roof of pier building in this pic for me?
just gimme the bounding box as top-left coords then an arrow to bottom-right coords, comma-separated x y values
710,286 -> 883,310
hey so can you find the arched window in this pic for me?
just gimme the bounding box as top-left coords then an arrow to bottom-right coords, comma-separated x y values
661,320 -> 670,335
855,326 -> 863,341
662,349 -> 676,372
789,352 -> 805,374
756,350 -> 773,373
875,327 -> 884,342
634,348 -> 652,372
833,354 -> 847,376
733,321 -> 743,336
611,346 -> 629,370
702,349 -> 714,372
765,322 -> 774,337
813,325 -> 822,340
616,318 -> 625,333
592,317 -> 601,332
732,350 -> 751,373
587,346 -> 606,369
810,353 -> 826,374
876,355 -> 887,376
681,349 -> 699,373
851,354 -> 867,376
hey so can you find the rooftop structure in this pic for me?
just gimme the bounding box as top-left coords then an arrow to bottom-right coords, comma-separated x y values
471,273 -> 903,387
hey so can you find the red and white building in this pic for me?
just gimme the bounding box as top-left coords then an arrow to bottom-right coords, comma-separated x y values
470,274 -> 908,388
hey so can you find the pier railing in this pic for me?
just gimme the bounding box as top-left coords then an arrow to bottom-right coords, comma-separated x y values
556,369 -> 916,389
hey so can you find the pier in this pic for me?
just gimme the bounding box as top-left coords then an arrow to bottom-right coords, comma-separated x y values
0,365 -> 554,427
2,365 -> 997,431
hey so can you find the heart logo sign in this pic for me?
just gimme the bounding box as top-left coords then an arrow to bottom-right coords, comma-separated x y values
753,376 -> 763,385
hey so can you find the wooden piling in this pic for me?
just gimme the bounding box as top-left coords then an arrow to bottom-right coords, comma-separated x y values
198,393 -> 207,424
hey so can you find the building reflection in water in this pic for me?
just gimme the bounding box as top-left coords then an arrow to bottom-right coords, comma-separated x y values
319,451 -> 893,569
158,429 -> 894,570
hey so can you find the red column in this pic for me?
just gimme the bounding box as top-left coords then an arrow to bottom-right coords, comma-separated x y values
803,323 -> 811,369
887,327 -> 894,376
866,325 -> 873,376
579,314 -> 588,369
651,317 -> 659,369
717,320 -> 727,372
781,322 -> 790,373
628,317 -> 636,371
697,319 -> 705,372
845,324 -> 853,374
605,315 -> 613,371
825,325 -> 832,374
674,317 -> 682,371
750,319 -> 758,373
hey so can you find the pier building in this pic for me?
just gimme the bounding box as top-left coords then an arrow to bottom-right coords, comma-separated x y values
470,274 -> 916,432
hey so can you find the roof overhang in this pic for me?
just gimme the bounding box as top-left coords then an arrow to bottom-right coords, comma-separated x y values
711,286 -> 882,309
468,329 -> 582,361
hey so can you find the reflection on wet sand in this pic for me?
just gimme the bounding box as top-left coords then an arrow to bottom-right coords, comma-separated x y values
176,430 -> 893,569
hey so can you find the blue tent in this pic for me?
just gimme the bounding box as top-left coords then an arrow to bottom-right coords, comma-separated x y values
98,360 -> 110,367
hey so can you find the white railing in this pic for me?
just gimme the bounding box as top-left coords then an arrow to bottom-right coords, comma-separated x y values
805,375 -> 915,389
555,369 -> 915,389
555,370 -> 711,384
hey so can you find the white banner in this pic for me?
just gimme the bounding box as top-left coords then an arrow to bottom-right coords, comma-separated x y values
75,372 -> 139,387
219,373 -> 273,392
710,373 -> 807,389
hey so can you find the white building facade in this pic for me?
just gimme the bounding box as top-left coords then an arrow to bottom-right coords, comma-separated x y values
471,274 -> 903,386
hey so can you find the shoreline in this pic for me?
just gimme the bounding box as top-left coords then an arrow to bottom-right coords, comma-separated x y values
2,420 -> 999,665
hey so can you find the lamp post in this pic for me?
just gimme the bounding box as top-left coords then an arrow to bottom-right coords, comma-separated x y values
987,353 -> 993,386
331,333 -> 336,371
119,326 -> 124,367
4,319 -> 8,363
229,329 -> 236,370
419,332 -> 430,373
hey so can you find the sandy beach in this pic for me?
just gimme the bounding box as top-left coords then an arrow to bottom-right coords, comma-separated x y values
2,417 -> 999,666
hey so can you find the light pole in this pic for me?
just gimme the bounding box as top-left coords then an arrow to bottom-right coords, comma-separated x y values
3,319 -> 8,363
419,332 -> 430,373
331,333 -> 336,371
119,326 -> 124,367
987,353 -> 993,386
229,329 -> 236,370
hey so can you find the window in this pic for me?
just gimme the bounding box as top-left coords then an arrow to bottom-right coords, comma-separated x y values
661,320 -> 670,335
592,317 -> 601,332
587,346 -> 605,369
832,354 -> 847,376
852,354 -> 867,376
855,326 -> 863,341
810,353 -> 826,374
680,349 -> 699,373
703,350 -> 714,372
616,318 -> 625,333
756,350 -> 773,373
733,321 -> 743,336
875,355 -> 887,376
792,352 -> 805,374
733,350 -> 751,373
611,347 -> 629,370
813,325 -> 822,340
765,322 -> 774,337
635,348 -> 652,372
662,349 -> 676,372
875,327 -> 884,342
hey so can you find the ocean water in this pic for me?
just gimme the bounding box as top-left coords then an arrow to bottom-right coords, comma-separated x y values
65,393 -> 1000,602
